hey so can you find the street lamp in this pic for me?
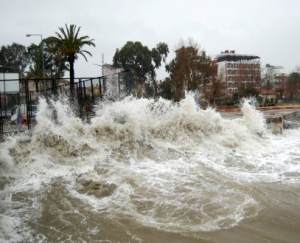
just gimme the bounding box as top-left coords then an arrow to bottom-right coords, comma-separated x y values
26,34 -> 45,79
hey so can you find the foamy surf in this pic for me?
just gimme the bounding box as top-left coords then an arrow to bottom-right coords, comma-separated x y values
1,94 -> 300,242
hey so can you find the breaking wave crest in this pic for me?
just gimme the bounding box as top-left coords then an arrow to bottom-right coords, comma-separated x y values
1,94 -> 300,241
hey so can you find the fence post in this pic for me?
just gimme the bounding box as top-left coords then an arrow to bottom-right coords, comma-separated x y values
52,78 -> 57,96
24,79 -> 31,130
35,79 -> 39,93
78,79 -> 83,118
43,78 -> 47,96
98,78 -> 102,99
118,72 -> 121,99
0,92 -> 3,138
90,78 -> 94,103
3,78 -> 7,118
83,80 -> 87,100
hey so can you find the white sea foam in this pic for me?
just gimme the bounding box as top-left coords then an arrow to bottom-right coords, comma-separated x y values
1,94 -> 300,241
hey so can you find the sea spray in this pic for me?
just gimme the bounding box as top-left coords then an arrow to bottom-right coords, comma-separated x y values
1,94 -> 300,242
240,98 -> 266,135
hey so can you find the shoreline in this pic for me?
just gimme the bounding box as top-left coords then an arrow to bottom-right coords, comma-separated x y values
217,104 -> 300,113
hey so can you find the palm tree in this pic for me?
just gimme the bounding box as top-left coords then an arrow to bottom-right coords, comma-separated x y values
48,24 -> 95,96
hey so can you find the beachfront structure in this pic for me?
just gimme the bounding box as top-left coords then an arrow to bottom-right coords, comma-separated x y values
0,73 -> 20,114
215,50 -> 261,96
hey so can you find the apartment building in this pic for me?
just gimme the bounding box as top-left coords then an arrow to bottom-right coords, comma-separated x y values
215,50 -> 261,96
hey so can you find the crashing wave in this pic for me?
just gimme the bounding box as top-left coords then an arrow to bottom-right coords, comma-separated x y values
1,93 -> 300,241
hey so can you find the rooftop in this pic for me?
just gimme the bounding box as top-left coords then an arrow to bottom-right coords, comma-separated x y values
215,50 -> 260,62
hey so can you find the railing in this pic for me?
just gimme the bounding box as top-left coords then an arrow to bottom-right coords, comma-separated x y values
0,71 -> 132,138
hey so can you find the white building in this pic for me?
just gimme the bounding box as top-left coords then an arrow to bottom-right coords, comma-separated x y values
215,50 -> 261,96
262,64 -> 283,85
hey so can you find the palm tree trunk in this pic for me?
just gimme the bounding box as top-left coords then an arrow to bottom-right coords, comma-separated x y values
69,56 -> 75,97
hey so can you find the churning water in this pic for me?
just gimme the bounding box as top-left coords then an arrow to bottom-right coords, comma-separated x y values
1,95 -> 300,243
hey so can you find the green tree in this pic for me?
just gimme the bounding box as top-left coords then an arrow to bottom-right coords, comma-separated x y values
158,77 -> 175,100
166,42 -> 215,101
26,43 -> 44,78
204,75 -> 224,105
48,24 -> 95,95
238,83 -> 259,98
286,72 -> 300,99
0,43 -> 29,76
113,41 -> 168,97
26,40 -> 67,79
150,42 -> 169,97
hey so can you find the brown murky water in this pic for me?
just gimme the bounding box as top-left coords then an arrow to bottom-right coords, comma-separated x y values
2,179 -> 300,243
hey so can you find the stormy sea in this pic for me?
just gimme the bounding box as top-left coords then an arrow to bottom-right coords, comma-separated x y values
1,95 -> 300,243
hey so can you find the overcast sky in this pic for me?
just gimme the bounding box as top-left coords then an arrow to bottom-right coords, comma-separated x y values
1,0 -> 300,78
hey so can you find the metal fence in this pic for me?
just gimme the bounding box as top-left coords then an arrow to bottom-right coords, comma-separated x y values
0,71 -> 132,138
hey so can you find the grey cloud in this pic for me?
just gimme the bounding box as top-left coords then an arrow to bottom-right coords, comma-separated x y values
1,0 -> 300,77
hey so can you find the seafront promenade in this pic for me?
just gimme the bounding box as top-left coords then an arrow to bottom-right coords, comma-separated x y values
219,104 -> 300,118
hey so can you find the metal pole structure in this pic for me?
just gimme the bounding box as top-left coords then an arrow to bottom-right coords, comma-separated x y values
24,79 -> 31,130
0,87 -> 3,138
118,72 -> 121,99
0,65 -> 6,118
90,78 -> 94,103
3,72 -> 6,118
98,78 -> 102,99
